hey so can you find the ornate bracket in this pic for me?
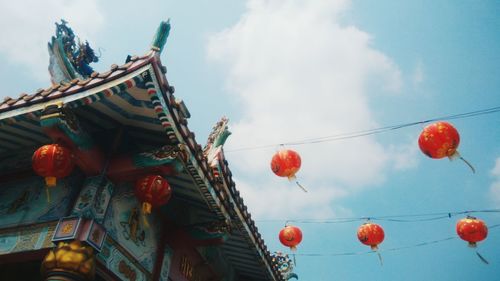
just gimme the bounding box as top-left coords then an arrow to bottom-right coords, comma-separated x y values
52,217 -> 107,252
185,220 -> 231,245
71,176 -> 114,224
40,102 -> 105,175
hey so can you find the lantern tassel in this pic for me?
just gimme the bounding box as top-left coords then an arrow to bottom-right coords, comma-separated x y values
376,251 -> 383,266
450,151 -> 475,173
288,175 -> 308,192
142,214 -> 150,228
371,245 -> 383,266
459,156 -> 476,174
290,247 -> 297,266
45,186 -> 51,203
295,181 -> 308,193
142,202 -> 151,228
476,251 -> 489,265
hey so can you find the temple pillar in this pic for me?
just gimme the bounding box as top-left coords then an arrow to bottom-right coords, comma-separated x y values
41,240 -> 95,281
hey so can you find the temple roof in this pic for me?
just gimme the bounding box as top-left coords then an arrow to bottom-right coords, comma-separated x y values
0,54 -> 152,114
0,29 -> 284,281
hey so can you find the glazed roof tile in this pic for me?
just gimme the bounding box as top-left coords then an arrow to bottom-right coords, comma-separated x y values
0,52 -> 153,114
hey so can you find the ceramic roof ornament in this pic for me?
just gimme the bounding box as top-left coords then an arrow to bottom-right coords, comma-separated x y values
48,20 -> 99,84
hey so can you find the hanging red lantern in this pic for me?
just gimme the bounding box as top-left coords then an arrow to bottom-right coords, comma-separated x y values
271,149 -> 307,192
456,216 -> 488,246
279,225 -> 303,251
358,222 -> 385,265
32,144 -> 74,187
456,216 -> 489,264
418,121 -> 475,173
134,174 -> 172,215
357,222 -> 385,250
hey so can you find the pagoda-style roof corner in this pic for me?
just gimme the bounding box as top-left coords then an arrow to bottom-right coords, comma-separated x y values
0,21 -> 284,281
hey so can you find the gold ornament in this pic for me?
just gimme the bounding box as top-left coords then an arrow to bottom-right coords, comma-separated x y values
41,241 -> 95,281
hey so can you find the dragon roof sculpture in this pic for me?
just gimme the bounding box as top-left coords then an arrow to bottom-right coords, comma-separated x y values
48,20 -> 99,84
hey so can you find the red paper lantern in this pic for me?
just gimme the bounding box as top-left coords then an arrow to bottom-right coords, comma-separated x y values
357,222 -> 385,250
271,149 -> 307,192
271,149 -> 301,179
279,225 -> 303,251
456,216 -> 488,247
32,144 -> 74,187
418,121 -> 475,172
134,175 -> 172,214
456,216 -> 489,264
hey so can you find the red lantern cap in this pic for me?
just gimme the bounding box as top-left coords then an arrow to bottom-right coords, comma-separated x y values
134,175 -> 172,214
271,149 -> 301,180
279,225 -> 303,251
456,216 -> 488,247
357,222 -> 385,250
32,144 -> 74,187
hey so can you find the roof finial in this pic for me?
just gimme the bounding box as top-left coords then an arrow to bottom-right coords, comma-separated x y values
151,19 -> 171,53
48,20 -> 99,84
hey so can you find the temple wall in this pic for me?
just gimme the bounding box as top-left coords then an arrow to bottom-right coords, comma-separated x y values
0,172 -> 83,229
102,181 -> 161,273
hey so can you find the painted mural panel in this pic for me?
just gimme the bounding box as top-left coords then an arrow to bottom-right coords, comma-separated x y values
159,246 -> 173,281
97,238 -> 149,281
71,176 -> 114,223
103,182 -> 160,273
0,223 -> 56,255
0,174 -> 82,228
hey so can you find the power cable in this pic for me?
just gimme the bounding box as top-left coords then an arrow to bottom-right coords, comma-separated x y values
256,209 -> 500,224
294,223 -> 500,257
226,105 -> 500,152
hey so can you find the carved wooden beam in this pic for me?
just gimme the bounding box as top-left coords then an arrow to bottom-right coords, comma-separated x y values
39,103 -> 185,181
106,144 -> 186,182
40,102 -> 104,175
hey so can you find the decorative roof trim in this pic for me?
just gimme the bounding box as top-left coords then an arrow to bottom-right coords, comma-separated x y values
146,55 -> 282,281
145,63 -> 232,222
0,65 -> 152,122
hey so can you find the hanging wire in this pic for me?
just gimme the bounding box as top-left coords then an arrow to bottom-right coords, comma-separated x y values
256,209 -> 500,224
294,223 -> 500,257
226,105 -> 500,152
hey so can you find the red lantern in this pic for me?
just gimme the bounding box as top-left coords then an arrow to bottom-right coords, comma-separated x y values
271,149 -> 307,192
456,216 -> 489,264
279,225 -> 303,251
134,175 -> 172,214
456,216 -> 488,247
358,222 -> 385,265
357,222 -> 385,250
32,144 -> 74,187
418,121 -> 475,172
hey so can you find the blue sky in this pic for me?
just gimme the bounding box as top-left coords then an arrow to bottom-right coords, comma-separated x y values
0,1 -> 499,280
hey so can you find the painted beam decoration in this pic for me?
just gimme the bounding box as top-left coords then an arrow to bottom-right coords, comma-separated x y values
103,182 -> 160,273
40,102 -> 105,175
0,223 -> 56,256
97,236 -> 151,281
71,176 -> 114,223
0,174 -> 82,228
52,217 -> 107,252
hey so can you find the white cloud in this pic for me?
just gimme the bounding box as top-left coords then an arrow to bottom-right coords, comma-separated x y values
412,59 -> 424,86
235,177 -> 352,219
388,137 -> 420,170
489,157 -> 500,206
0,0 -> 104,82
208,0 -> 405,219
